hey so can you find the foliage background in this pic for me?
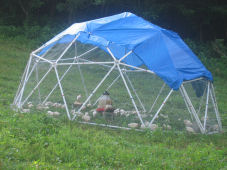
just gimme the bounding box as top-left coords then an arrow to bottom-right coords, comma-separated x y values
0,0 -> 227,41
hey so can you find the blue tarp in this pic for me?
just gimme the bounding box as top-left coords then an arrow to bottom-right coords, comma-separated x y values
39,12 -> 212,90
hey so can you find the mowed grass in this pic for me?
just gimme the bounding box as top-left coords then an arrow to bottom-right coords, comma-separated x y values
0,37 -> 227,169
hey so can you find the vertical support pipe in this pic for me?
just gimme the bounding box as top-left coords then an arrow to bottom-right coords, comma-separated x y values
210,83 -> 222,132
124,72 -> 146,112
149,83 -> 166,113
13,54 -> 31,105
181,85 -> 205,133
42,63 -> 73,105
14,48 -> 54,105
54,66 -> 71,120
14,52 -> 50,105
117,64 -> 145,126
75,42 -> 89,103
18,55 -> 33,108
203,82 -> 210,131
197,85 -> 207,116
35,63 -> 41,103
180,87 -> 194,121
149,89 -> 173,126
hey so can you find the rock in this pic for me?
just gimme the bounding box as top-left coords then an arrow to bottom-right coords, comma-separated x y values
21,109 -> 30,113
149,124 -> 158,131
128,123 -> 139,128
53,111 -> 60,116
184,120 -> 193,127
186,126 -> 195,133
47,111 -> 54,116
37,104 -> 49,110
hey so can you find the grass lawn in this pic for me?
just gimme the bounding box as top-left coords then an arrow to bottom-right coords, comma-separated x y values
0,37 -> 227,169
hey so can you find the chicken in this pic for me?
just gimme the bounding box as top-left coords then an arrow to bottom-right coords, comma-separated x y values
92,110 -> 97,117
149,124 -> 158,131
74,101 -> 82,107
53,111 -> 60,116
82,112 -> 90,122
21,109 -> 30,113
140,124 -> 146,129
47,111 -> 54,116
128,123 -> 139,128
45,101 -> 53,106
186,126 -> 195,133
77,94 -> 82,101
37,104 -> 49,110
184,120 -> 193,127
27,103 -> 33,108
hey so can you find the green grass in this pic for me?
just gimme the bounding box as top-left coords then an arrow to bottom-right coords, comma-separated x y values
0,37 -> 227,169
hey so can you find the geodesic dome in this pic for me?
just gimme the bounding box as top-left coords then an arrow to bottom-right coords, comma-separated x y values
13,12 -> 222,134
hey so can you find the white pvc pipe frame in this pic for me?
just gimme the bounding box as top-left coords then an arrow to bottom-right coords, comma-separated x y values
14,35 -> 64,107
14,37 -> 222,133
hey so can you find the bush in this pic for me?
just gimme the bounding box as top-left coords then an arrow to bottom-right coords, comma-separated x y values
185,39 -> 227,79
0,24 -> 64,44
0,26 -> 24,38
